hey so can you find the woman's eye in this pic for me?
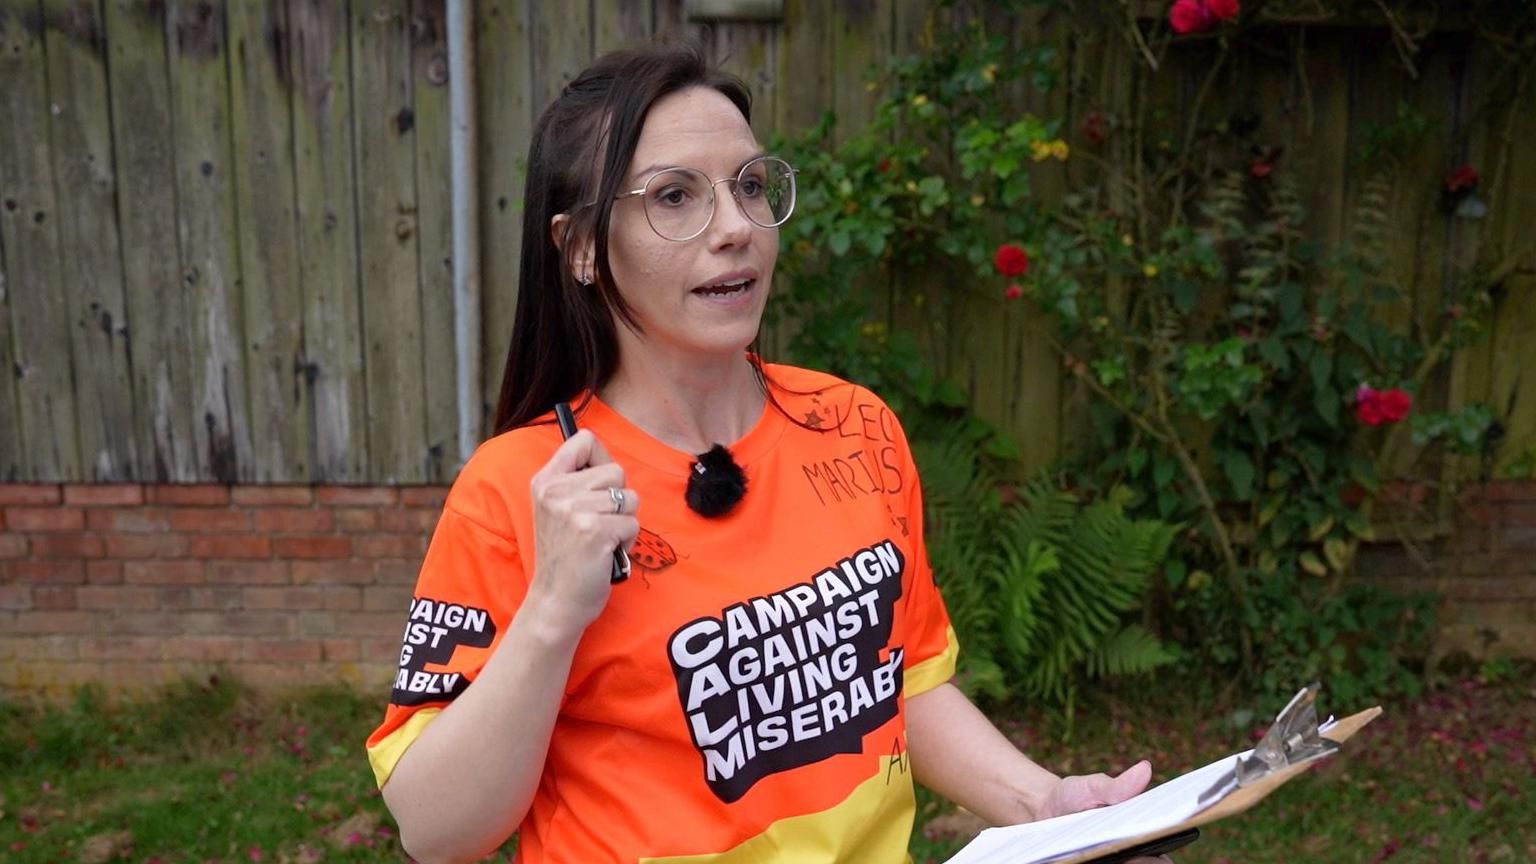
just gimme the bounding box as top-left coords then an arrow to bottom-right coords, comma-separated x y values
738,179 -> 764,197
655,187 -> 691,206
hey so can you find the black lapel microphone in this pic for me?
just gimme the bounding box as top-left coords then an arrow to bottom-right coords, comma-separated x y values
686,444 -> 747,518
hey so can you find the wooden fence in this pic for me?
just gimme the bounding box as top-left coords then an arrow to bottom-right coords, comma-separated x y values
1,0 -> 1532,485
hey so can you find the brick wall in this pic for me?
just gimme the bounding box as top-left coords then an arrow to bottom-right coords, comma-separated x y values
2,480 -> 1532,696
0,483 -> 448,696
1356,480 -> 1536,660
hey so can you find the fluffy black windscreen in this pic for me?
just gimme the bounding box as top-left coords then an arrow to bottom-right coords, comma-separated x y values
685,444 -> 747,518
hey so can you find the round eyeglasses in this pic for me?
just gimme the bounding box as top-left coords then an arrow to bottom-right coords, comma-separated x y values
615,155 -> 798,242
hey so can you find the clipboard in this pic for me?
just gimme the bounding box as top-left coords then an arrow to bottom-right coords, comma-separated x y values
1060,690 -> 1383,864
942,684 -> 1383,864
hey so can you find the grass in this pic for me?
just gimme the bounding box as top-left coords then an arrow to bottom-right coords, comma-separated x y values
0,669 -> 1530,863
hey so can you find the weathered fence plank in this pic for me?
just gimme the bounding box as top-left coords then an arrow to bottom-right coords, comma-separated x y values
40,0 -> 138,481
103,0 -> 198,482
167,0 -> 253,481
288,0 -> 368,482
0,1 -> 82,481
474,0 -> 532,432
229,0 -> 310,481
352,2 -> 428,482
595,0 -> 651,54
411,0 -> 457,481
0,199 -> 20,480
530,0 -> 591,118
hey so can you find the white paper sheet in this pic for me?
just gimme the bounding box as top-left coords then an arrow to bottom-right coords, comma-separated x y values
941,751 -> 1246,864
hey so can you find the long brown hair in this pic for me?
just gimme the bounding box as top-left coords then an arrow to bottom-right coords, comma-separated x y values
492,42 -> 753,435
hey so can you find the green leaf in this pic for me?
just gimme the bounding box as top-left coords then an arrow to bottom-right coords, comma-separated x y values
1222,450 -> 1256,501
829,231 -> 851,257
1299,551 -> 1327,577
1153,457 -> 1176,488
1324,537 -> 1351,572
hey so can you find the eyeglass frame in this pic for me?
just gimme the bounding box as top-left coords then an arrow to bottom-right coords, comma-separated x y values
609,155 -> 799,242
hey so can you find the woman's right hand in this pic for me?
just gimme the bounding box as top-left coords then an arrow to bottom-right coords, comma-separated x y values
527,429 -> 640,632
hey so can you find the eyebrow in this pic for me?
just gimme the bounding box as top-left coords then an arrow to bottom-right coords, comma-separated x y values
627,151 -> 769,186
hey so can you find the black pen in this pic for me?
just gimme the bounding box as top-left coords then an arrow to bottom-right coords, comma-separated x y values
554,403 -> 631,584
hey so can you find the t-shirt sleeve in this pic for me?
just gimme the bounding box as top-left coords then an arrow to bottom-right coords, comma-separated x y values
896,428 -> 959,698
364,483 -> 527,788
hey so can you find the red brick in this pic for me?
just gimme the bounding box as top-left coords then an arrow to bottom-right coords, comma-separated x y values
243,586 -> 326,610
355,534 -> 427,559
103,533 -> 188,558
169,509 -> 252,532
80,637 -> 164,661
63,485 -> 145,506
87,508 -> 172,533
333,508 -> 380,532
295,611 -> 337,636
253,508 -> 332,533
1506,504 -> 1536,527
14,560 -> 86,584
321,639 -> 362,662
182,610 -> 295,638
161,637 -> 242,662
0,584 -> 30,610
123,560 -> 206,585
78,585 -> 160,610
208,559 -> 291,585
372,559 -> 421,584
1479,480 -> 1536,502
232,485 -> 314,507
0,485 -> 61,505
272,536 -> 351,559
400,487 -> 450,508
378,509 -> 440,533
322,585 -> 363,610
7,634 -> 79,660
6,507 -> 85,532
150,484 -> 231,506
158,585 -> 242,609
243,639 -> 323,662
87,561 -> 123,584
31,586 -> 77,610
291,560 -> 376,584
187,535 -> 271,559
31,533 -> 106,558
12,611 -> 94,634
101,611 -> 181,636
0,533 -> 26,558
363,583 -> 413,612
317,486 -> 398,506
332,611 -> 407,636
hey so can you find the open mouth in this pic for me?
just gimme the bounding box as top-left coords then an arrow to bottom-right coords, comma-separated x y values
692,277 -> 756,297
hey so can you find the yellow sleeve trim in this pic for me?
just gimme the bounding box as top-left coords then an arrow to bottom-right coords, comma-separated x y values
903,624 -> 958,698
366,707 -> 443,788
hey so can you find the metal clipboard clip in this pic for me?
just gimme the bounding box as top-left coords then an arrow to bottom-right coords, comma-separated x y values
1200,683 -> 1341,804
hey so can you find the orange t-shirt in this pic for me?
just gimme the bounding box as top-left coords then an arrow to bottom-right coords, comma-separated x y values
366,364 -> 958,862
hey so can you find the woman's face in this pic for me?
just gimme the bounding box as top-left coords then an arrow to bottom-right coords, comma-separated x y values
602,86 -> 779,363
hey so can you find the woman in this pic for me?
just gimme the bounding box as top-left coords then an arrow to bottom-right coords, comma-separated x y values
367,42 -> 1168,863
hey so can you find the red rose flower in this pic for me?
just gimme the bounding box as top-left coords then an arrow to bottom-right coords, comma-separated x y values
1354,384 -> 1413,426
1206,0 -> 1241,21
1249,159 -> 1274,179
1083,111 -> 1109,147
1378,388 -> 1413,423
877,157 -> 892,174
1169,0 -> 1213,33
1169,0 -> 1239,33
1005,283 -> 1024,300
1444,164 -> 1479,193
995,243 -> 1031,277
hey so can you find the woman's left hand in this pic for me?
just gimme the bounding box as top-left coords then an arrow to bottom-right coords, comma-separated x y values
1039,761 -> 1172,862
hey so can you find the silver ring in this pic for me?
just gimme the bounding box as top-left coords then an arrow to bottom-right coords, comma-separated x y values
609,487 -> 625,515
